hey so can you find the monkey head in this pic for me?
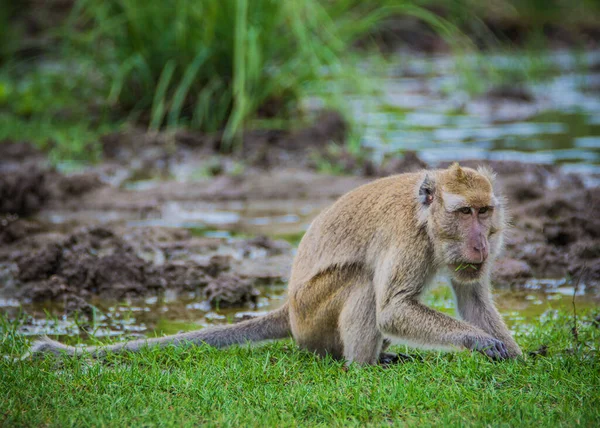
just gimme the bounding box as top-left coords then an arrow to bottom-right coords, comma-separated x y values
418,163 -> 505,284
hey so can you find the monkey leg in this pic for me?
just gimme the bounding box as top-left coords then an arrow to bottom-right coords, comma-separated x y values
338,285 -> 384,365
451,280 -> 522,357
289,272 -> 347,360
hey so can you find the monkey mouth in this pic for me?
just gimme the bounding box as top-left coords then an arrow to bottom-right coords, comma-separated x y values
450,262 -> 484,274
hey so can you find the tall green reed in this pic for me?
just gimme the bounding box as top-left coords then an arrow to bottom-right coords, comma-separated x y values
67,0 -> 452,148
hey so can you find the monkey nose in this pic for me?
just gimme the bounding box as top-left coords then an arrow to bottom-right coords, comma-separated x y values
473,244 -> 488,262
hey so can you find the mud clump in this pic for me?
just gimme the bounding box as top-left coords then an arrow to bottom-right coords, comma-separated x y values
0,140 -> 103,217
99,110 -> 348,171
242,110 -> 348,169
483,85 -> 535,103
373,151 -> 428,177
311,147 -> 427,177
242,235 -> 292,256
150,255 -> 231,291
15,227 -> 148,300
493,258 -> 533,285
515,187 -> 600,286
12,226 -> 263,305
0,166 -> 52,216
58,172 -> 103,197
0,217 -> 43,244
204,274 -> 260,308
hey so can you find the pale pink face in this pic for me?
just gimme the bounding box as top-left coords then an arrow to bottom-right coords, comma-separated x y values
426,167 -> 503,283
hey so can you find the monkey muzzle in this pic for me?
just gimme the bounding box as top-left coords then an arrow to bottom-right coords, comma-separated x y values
465,230 -> 489,263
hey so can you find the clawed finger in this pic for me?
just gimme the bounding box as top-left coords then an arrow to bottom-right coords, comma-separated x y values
479,341 -> 509,360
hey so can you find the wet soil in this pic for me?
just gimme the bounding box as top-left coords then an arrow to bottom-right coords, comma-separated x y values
0,141 -> 103,217
0,127 -> 599,341
356,7 -> 600,53
1,134 -> 598,308
1,224 -> 291,309
97,109 -> 347,178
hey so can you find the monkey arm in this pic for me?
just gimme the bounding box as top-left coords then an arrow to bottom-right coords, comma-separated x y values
373,257 -> 510,359
376,297 -> 499,351
451,280 -> 522,357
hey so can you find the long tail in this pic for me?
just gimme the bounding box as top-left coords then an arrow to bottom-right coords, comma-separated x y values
28,303 -> 290,358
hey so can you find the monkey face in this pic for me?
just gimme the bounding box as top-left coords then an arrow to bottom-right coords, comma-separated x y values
424,164 -> 505,284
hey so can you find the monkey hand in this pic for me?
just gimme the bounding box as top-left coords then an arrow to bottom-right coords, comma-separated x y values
463,335 -> 510,360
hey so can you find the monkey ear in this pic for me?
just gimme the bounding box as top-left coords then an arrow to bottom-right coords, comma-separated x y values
418,174 -> 435,206
450,162 -> 465,182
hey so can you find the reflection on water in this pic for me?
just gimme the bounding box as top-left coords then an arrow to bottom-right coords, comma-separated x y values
424,279 -> 598,332
3,285 -> 287,338
353,51 -> 600,173
38,199 -> 327,238
3,279 -> 597,339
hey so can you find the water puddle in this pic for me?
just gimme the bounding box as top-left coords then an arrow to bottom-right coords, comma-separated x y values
3,285 -> 287,338
3,280 -> 596,339
424,279 -> 598,331
351,50 -> 600,174
37,199 -> 328,238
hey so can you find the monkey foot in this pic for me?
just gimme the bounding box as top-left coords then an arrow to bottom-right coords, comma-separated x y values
378,352 -> 415,365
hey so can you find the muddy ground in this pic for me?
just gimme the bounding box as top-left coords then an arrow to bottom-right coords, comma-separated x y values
1,123 -> 599,313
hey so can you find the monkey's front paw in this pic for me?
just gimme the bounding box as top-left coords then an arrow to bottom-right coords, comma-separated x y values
378,352 -> 416,365
464,336 -> 509,360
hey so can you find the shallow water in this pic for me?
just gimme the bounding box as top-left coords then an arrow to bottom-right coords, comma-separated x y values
38,199 -> 328,238
3,279 -> 597,339
2,285 -> 288,338
352,50 -> 600,174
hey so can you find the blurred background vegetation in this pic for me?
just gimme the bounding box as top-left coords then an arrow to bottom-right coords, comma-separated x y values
0,0 -> 599,161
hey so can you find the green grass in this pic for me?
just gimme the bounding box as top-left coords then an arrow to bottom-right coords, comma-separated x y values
1,310 -> 598,426
0,59 -> 121,163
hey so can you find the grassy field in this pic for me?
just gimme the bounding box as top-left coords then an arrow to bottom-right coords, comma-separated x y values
1,310 -> 598,426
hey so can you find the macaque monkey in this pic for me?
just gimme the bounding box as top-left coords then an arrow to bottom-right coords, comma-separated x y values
30,163 -> 522,363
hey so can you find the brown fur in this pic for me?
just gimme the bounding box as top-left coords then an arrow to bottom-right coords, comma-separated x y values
442,163 -> 493,207
29,164 -> 521,364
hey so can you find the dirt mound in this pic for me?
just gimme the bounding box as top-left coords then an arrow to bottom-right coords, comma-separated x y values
99,110 -> 348,171
0,166 -> 52,216
236,110 -> 348,169
16,227 -> 147,300
514,187 -> 600,285
374,151 -> 429,176
204,274 -> 259,308
0,167 -> 103,217
0,217 -> 43,245
0,140 -> 103,217
0,140 -> 43,162
484,85 -> 535,103
10,226 -> 271,306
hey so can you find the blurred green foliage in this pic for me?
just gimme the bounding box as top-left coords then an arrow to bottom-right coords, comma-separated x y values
66,0 -> 445,146
0,0 -> 599,161
1,0 -> 443,157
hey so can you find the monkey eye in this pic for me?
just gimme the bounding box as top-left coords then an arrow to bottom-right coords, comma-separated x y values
458,207 -> 471,215
479,207 -> 494,215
